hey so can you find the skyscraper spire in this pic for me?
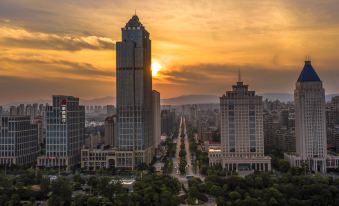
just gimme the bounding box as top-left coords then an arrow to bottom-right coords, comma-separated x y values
305,55 -> 311,62
286,59 -> 328,173
297,59 -> 320,82
238,69 -> 242,83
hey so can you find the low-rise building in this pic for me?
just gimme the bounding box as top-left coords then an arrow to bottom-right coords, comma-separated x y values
153,162 -> 165,174
81,146 -> 117,171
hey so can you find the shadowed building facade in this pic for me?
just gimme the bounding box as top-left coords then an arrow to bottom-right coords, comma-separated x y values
152,90 -> 161,150
116,15 -> 153,168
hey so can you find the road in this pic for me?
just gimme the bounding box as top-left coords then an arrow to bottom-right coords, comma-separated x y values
172,116 -> 194,179
170,116 -> 215,206
183,117 -> 193,176
172,116 -> 182,177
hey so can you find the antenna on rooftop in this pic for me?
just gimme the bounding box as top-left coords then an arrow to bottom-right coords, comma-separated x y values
305,55 -> 311,62
238,69 -> 242,82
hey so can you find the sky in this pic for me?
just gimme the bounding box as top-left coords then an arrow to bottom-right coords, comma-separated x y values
1,0 -> 339,104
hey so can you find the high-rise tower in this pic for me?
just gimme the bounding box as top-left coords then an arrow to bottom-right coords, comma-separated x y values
116,15 -> 153,168
211,76 -> 271,172
285,60 -> 328,173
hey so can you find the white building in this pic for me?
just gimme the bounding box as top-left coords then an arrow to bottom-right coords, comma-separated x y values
210,76 -> 271,172
285,60 -> 339,173
152,90 -> 161,150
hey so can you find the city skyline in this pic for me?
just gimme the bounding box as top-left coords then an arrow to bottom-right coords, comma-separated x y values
1,2 -> 339,204
1,0 -> 339,104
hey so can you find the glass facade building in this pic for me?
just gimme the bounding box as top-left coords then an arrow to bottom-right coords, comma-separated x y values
38,95 -> 85,169
116,15 -> 153,168
0,116 -> 38,166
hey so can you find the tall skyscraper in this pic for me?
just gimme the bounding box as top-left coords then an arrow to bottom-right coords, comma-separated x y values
38,95 -> 85,170
116,15 -> 153,168
211,75 -> 271,171
0,116 -> 38,166
152,90 -> 161,149
285,60 -> 328,172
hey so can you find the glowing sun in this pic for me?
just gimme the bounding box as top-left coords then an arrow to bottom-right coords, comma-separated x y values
152,62 -> 162,77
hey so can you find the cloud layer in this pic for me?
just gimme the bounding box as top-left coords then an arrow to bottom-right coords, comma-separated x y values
0,0 -> 339,104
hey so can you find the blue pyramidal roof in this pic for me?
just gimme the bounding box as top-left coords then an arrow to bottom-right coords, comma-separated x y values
297,61 -> 321,82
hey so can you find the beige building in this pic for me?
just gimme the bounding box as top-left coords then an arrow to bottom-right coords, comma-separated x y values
81,146 -> 117,171
211,77 -> 271,172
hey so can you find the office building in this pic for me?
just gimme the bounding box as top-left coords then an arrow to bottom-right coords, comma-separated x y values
0,116 -> 38,166
210,75 -> 271,171
37,95 -> 85,169
285,60 -> 339,173
115,15 -> 153,168
81,145 -> 117,171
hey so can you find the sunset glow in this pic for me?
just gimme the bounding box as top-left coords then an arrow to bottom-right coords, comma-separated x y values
0,0 -> 339,104
152,62 -> 162,77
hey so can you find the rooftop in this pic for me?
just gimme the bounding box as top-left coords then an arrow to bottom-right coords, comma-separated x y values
125,15 -> 143,28
297,60 -> 321,82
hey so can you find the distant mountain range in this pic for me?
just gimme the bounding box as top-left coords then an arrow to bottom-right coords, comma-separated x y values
161,93 -> 339,105
2,93 -> 339,108
161,95 -> 219,105
159,94 -> 294,105
80,96 -> 115,106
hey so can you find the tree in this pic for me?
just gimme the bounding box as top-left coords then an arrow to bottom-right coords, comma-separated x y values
40,177 -> 50,197
188,185 -> 199,199
210,185 -> 223,197
7,194 -> 20,206
48,195 -> 63,206
72,194 -> 87,206
87,196 -> 101,206
160,189 -> 179,206
50,177 -> 72,205
268,197 -> 279,206
0,194 -> 9,206
277,159 -> 290,173
229,191 -> 241,201
88,176 -> 98,194
73,174 -> 84,184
